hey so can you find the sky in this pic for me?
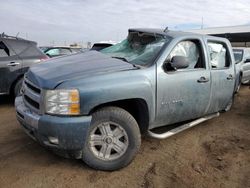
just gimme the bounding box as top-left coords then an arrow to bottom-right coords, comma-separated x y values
1,0 -> 250,46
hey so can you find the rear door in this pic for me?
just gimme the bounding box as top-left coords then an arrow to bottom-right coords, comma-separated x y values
0,40 -> 22,94
206,40 -> 235,113
155,38 -> 211,126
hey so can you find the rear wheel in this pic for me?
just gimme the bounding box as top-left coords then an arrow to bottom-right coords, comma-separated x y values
82,107 -> 141,171
223,96 -> 234,112
236,75 -> 242,93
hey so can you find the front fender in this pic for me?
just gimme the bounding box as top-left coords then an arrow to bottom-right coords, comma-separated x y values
57,67 -> 156,123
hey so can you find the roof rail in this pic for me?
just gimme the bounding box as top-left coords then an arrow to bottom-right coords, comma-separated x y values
0,32 -> 25,40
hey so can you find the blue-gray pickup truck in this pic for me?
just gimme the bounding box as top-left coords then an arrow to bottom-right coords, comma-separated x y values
15,28 -> 236,171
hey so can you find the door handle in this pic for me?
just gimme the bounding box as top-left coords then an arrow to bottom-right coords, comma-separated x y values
7,62 -> 20,66
197,76 -> 209,83
227,74 -> 234,80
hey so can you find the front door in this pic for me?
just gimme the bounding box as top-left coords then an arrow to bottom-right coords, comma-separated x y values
155,39 -> 211,126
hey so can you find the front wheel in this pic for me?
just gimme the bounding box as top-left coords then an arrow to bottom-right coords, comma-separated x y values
14,78 -> 23,97
82,107 -> 141,171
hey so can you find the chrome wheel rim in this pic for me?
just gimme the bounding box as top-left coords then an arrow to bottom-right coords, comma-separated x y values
89,121 -> 129,161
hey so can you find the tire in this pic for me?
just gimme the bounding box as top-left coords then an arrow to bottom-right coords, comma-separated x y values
14,78 -> 23,97
235,75 -> 241,93
82,106 -> 141,171
223,96 -> 234,112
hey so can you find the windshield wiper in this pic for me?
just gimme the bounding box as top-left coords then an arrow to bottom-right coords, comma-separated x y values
112,56 -> 128,62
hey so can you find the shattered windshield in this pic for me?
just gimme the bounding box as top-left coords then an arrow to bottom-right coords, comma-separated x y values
100,32 -> 170,66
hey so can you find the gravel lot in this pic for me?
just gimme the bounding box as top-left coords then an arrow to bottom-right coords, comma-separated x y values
0,86 -> 249,188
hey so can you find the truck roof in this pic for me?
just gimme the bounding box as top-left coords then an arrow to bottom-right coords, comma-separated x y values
128,28 -> 229,42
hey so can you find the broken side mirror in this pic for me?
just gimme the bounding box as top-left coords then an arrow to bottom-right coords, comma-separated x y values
163,56 -> 189,72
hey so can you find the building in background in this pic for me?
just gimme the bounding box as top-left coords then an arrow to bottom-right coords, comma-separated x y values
188,25 -> 250,47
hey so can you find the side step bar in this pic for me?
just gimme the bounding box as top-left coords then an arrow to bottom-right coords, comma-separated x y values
148,112 -> 220,139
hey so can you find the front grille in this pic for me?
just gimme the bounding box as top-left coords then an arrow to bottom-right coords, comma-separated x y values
23,77 -> 42,114
24,95 -> 40,109
24,80 -> 41,94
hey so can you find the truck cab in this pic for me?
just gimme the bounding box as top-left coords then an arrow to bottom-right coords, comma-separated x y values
15,28 -> 236,171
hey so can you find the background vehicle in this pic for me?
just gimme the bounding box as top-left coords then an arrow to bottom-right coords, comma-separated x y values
90,41 -> 115,51
15,29 -> 236,171
40,46 -> 82,58
0,33 -> 48,97
233,48 -> 250,91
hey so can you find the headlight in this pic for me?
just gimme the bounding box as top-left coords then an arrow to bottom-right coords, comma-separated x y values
45,89 -> 80,115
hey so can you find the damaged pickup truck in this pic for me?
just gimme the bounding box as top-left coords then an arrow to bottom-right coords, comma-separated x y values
15,28 -> 236,170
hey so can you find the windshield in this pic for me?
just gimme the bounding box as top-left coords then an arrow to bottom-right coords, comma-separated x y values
100,32 -> 170,66
233,49 -> 243,64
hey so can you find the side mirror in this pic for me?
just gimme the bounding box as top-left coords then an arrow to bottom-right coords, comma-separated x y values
163,56 -> 189,71
245,58 -> 250,63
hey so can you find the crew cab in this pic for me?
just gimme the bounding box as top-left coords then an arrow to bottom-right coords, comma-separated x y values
15,28 -> 236,171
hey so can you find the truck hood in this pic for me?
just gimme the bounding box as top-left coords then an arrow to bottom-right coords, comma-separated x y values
26,51 -> 135,89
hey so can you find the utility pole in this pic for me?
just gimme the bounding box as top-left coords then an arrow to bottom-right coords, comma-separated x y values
201,17 -> 204,29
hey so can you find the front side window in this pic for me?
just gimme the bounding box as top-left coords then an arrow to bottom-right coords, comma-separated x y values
167,40 -> 205,69
101,32 -> 170,66
208,42 -> 230,69
0,41 -> 10,57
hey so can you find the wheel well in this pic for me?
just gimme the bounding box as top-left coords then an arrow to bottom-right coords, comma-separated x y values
90,99 -> 150,133
10,75 -> 24,95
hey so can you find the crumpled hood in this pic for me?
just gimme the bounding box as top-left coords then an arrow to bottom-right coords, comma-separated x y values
26,51 -> 135,89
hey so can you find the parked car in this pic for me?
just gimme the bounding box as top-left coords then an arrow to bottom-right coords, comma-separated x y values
233,47 -> 250,91
0,33 -> 48,97
15,28 -> 236,171
90,42 -> 115,51
40,46 -> 82,58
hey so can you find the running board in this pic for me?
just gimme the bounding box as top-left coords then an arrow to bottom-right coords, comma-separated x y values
148,112 -> 220,139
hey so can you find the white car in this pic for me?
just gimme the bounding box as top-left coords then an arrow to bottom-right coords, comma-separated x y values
233,48 -> 250,91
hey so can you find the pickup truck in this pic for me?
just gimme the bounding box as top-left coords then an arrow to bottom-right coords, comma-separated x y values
15,28 -> 236,171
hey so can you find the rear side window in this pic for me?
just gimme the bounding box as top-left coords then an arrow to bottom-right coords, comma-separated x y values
60,48 -> 71,55
46,48 -> 60,56
20,45 -> 44,58
0,41 -> 10,57
208,42 -> 231,69
6,40 -> 29,55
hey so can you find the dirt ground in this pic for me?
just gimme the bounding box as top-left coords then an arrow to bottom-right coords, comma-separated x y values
0,86 -> 249,188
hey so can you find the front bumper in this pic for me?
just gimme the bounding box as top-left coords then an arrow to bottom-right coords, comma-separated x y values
15,96 -> 92,154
